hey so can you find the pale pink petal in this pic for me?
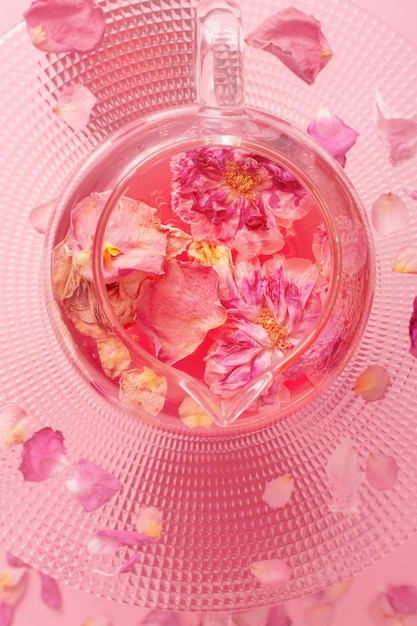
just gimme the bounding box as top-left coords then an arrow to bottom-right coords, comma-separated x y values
0,403 -> 30,448
262,474 -> 295,509
53,84 -> 97,132
265,605 -> 292,626
38,572 -> 62,610
65,458 -> 122,512
81,617 -> 113,626
369,593 -> 399,626
322,578 -> 352,603
29,199 -> 57,234
410,297 -> 417,359
119,368 -> 167,417
304,603 -> 334,626
352,365 -> 390,402
19,427 -> 69,482
386,585 -> 417,614
87,529 -> 155,554
96,337 -> 131,379
5,554 -> 28,569
326,438 -> 362,514
371,193 -> 409,236
392,246 -> 417,274
249,558 -> 291,589
135,260 -> 227,364
366,452 -> 398,491
135,507 -> 163,542
178,397 -> 213,429
376,94 -> 417,165
0,568 -> 28,606
0,604 -> 14,626
307,108 -> 358,167
246,7 -> 332,85
23,0 -> 106,54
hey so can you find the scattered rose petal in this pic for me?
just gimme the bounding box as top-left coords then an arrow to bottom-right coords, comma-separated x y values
392,246 -> 417,274
19,427 -> 68,482
178,397 -> 213,429
96,337 -> 131,379
5,554 -> 27,569
376,94 -> 417,165
262,474 -> 295,509
29,199 -> 57,234
0,403 -> 30,448
81,617 -> 113,626
119,368 -> 167,417
53,84 -> 97,132
371,192 -> 408,236
410,297 -> 417,358
404,185 -> 417,201
87,529 -> 155,554
233,607 -> 271,626
249,558 -> 291,589
265,605 -> 292,626
38,572 -> 62,610
92,553 -> 142,578
246,7 -> 332,84
369,592 -> 398,626
352,365 -> 390,402
0,604 -> 14,626
366,452 -> 398,491
0,568 -> 28,606
386,585 -> 417,614
23,0 -> 106,54
65,458 -> 122,512
135,507 -> 163,542
304,603 -> 334,626
326,438 -> 362,514
307,108 -> 358,167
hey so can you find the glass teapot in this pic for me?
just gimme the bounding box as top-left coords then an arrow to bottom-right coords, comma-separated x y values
44,0 -> 374,433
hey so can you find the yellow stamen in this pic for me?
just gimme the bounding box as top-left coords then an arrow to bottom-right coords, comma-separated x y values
223,161 -> 262,200
321,48 -> 333,59
256,307 -> 291,351
103,242 -> 123,269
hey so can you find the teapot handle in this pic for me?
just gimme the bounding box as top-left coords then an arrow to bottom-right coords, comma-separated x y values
195,0 -> 245,111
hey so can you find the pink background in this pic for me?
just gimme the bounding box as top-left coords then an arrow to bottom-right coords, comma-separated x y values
1,1 -> 417,625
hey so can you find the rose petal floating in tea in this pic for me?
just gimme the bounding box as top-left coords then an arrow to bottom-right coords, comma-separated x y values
87,529 -> 155,555
119,368 -> 167,417
38,572 -> 62,610
28,199 -> 57,234
135,507 -> 163,542
386,584 -> 417,615
0,568 -> 28,606
249,558 -> 290,589
178,397 -> 213,429
246,7 -> 332,84
376,94 -> 417,165
371,192 -> 409,236
326,438 -> 362,514
23,0 -> 106,54
0,403 -> 29,448
352,365 -> 390,402
307,108 -> 359,167
96,337 -> 132,380
262,474 -> 295,509
392,246 -> 417,274
366,452 -> 398,491
65,458 -> 123,512
19,427 -> 68,482
53,83 -> 97,132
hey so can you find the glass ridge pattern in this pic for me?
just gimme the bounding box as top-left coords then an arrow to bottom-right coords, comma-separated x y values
0,0 -> 417,613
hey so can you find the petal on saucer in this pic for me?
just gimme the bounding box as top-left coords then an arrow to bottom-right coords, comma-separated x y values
307,108 -> 358,167
5,554 -> 28,569
392,246 -> 417,274
53,83 -> 97,132
0,403 -> 30,449
366,452 -> 398,491
376,94 -> 417,165
371,192 -> 409,236
262,474 -> 295,509
326,438 -> 362,514
65,458 -> 123,512
352,365 -> 390,402
87,529 -> 155,554
0,567 -> 28,606
135,507 -> 163,542
404,184 -> 417,201
38,572 -> 62,610
249,558 -> 291,589
18,427 -> 69,482
28,199 -> 57,234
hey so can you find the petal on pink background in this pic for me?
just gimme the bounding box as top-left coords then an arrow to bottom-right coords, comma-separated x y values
53,84 -> 97,132
326,438 -> 362,514
87,529 -> 155,554
18,427 -> 69,482
65,458 -> 123,512
376,94 -> 417,165
92,554 -> 142,578
119,368 -> 167,417
371,192 -> 409,236
5,555 -> 28,569
366,452 -> 398,491
135,507 -> 163,542
307,108 -> 358,167
28,199 -> 57,234
304,603 -> 334,626
392,246 -> 417,274
322,578 -> 353,603
410,296 -> 417,359
246,7 -> 332,84
38,571 -> 62,610
249,558 -> 291,589
262,474 -> 295,509
0,568 -> 28,606
0,403 -> 30,448
386,584 -> 417,614
352,365 -> 390,402
82,617 -> 113,626
0,604 -> 14,626
23,0 -> 106,54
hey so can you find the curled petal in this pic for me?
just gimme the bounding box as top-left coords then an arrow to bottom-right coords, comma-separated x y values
19,427 -> 68,482
326,438 -> 362,514
23,0 -> 106,54
392,246 -> 417,274
178,397 -> 213,429
352,365 -> 390,402
53,84 -> 97,132
87,529 -> 155,554
96,337 -> 131,379
0,403 -> 30,448
262,474 -> 295,509
376,94 -> 417,165
371,192 -> 408,236
410,296 -> 417,358
307,108 -> 358,167
246,7 -> 332,84
366,452 -> 398,491
119,368 -> 167,417
29,199 -> 56,234
0,568 -> 28,606
38,572 -> 62,610
386,585 -> 417,615
249,558 -> 291,589
135,507 -> 163,542
65,458 -> 122,512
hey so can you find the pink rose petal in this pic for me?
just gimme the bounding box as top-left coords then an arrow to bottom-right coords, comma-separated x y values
29,199 -> 57,234
87,529 -> 155,554
304,603 -> 334,626
0,568 -> 28,606
371,192 -> 409,236
246,7 -> 332,84
262,474 -> 295,509
352,365 -> 390,402
0,604 -> 14,626
386,585 -> 417,615
135,507 -> 163,542
307,108 -> 358,167
366,452 -> 398,491
53,84 -> 97,132
38,572 -> 62,610
249,558 -> 291,589
376,94 -> 417,165
119,368 -> 167,417
392,246 -> 417,274
96,337 -> 131,380
410,296 -> 417,359
5,554 -> 28,569
0,403 -> 30,448
322,578 -> 352,603
18,427 -> 69,482
23,0 -> 106,54
326,438 -> 362,514
65,458 -> 123,512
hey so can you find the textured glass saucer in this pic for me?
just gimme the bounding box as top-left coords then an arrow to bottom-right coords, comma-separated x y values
0,0 -> 417,614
